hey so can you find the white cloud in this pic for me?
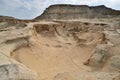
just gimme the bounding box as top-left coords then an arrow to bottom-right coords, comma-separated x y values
0,0 -> 120,19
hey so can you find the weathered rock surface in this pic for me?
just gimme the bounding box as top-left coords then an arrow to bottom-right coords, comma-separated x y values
107,56 -> 120,72
0,4 -> 120,80
35,4 -> 120,20
0,64 -> 37,80
54,72 -> 120,80
84,44 -> 111,68
0,27 -> 37,80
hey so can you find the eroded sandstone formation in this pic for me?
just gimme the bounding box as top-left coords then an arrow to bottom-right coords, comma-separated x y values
0,4 -> 120,80
35,4 -> 120,20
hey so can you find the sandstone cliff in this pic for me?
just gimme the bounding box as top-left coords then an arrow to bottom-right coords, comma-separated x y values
35,4 -> 120,20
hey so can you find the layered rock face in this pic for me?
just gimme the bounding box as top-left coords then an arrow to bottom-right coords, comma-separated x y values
35,4 -> 120,20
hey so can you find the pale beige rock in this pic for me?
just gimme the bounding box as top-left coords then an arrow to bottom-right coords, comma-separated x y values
0,5 -> 120,80
0,64 -> 37,80
0,27 -> 37,80
54,72 -> 120,80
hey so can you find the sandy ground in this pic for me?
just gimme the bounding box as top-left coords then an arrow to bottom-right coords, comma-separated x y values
12,34 -> 95,80
11,20 -> 108,80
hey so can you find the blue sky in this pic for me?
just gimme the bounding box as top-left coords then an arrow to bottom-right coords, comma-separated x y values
0,0 -> 120,19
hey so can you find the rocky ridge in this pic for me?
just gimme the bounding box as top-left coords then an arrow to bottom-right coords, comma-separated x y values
35,4 -> 120,20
